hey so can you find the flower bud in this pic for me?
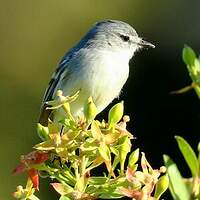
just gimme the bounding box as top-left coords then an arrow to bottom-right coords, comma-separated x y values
182,45 -> 196,66
84,97 -> 97,124
159,166 -> 166,173
123,115 -> 130,123
108,101 -> 124,128
13,185 -> 24,198
56,90 -> 63,97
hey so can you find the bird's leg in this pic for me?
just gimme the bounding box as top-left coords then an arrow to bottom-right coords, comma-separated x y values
59,125 -> 64,136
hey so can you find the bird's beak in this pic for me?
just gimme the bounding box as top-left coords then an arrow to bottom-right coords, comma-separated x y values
137,39 -> 155,49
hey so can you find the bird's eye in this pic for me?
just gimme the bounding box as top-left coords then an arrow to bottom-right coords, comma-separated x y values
120,34 -> 130,42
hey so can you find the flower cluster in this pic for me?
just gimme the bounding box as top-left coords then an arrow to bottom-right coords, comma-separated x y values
13,91 -> 168,200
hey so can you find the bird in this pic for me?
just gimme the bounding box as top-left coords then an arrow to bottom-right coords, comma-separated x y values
39,20 -> 155,125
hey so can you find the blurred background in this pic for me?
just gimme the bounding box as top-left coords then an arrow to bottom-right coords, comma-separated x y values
1,0 -> 200,199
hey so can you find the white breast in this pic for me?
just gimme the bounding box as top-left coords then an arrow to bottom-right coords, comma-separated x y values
56,48 -> 131,118
82,49 -> 130,113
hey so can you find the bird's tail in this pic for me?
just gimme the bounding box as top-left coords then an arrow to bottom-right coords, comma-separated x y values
38,103 -> 52,126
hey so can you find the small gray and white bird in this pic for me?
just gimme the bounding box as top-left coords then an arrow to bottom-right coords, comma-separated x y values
39,20 -> 154,125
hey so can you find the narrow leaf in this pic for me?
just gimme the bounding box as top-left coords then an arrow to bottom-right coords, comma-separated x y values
74,175 -> 88,192
154,175 -> 169,199
91,121 -> 102,141
175,136 -> 199,176
89,177 -> 108,185
128,148 -> 139,169
118,136 -> 131,173
36,123 -> 49,141
34,140 -> 55,151
51,183 -> 73,195
163,155 -> 190,200
98,187 -> 123,199
98,143 -> 111,161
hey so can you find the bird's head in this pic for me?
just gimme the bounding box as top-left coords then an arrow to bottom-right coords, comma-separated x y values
82,20 -> 155,60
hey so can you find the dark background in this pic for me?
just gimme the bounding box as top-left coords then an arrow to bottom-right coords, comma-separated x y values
1,0 -> 200,199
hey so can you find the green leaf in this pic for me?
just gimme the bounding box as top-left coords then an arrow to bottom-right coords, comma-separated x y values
36,123 -> 49,141
59,118 -> 71,127
112,156 -> 120,172
91,121 -> 102,141
74,175 -> 88,192
34,140 -> 55,151
51,183 -> 73,195
163,155 -> 190,200
98,188 -> 123,199
89,177 -> 108,185
154,175 -> 169,199
81,138 -> 98,152
110,146 -> 119,155
194,58 -> 200,72
118,136 -> 131,173
182,45 -> 196,66
175,136 -> 199,177
128,148 -> 139,169
98,143 -> 111,161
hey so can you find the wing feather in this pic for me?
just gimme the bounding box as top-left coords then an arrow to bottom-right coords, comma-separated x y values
38,42 -> 85,125
38,54 -> 73,125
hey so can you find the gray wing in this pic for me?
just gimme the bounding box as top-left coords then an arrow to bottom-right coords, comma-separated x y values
42,55 -> 72,103
39,52 -> 74,125
39,36 -> 89,125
